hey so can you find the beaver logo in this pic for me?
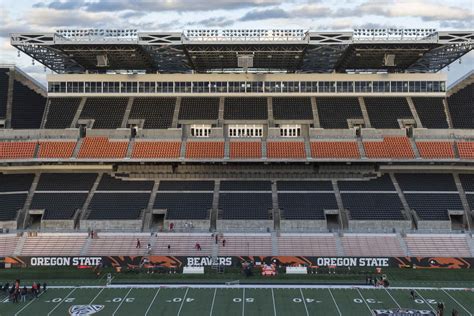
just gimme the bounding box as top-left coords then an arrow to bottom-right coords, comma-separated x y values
69,305 -> 104,315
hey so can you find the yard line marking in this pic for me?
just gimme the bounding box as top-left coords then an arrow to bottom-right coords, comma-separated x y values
271,288 -> 277,316
15,291 -> 46,316
144,288 -> 161,316
442,289 -> 472,316
242,287 -> 245,316
177,287 -> 189,316
209,288 -> 217,316
384,288 -> 401,308
299,288 -> 309,316
356,288 -> 372,314
414,290 -> 436,312
112,288 -> 132,316
328,289 -> 342,316
89,287 -> 105,305
46,288 -> 76,316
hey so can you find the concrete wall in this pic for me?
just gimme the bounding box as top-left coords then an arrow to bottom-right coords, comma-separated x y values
80,219 -> 142,231
0,221 -> 17,230
348,220 -> 412,231
217,220 -> 273,232
41,219 -> 75,230
163,219 -> 210,231
280,220 -> 327,231
416,220 -> 452,231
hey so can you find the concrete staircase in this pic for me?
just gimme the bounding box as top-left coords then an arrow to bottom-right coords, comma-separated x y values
71,97 -> 87,128
358,97 -> 372,128
408,137 -> 421,159
389,173 -> 415,226
466,234 -> 474,257
271,231 -> 279,255
80,237 -> 92,255
40,99 -> 51,129
121,97 -> 134,128
20,173 -> 40,229
453,173 -> 473,231
13,233 -> 27,256
332,180 -> 348,229
334,233 -> 345,256
397,233 -> 411,256
126,138 -> 135,158
72,138 -> 84,158
80,173 -> 103,221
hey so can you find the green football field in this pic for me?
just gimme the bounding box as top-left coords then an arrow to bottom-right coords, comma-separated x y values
1,285 -> 473,316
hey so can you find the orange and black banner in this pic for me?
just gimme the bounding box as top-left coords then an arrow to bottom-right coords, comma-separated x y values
1,256 -> 473,269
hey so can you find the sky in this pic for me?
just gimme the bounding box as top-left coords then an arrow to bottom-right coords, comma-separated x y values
0,0 -> 473,86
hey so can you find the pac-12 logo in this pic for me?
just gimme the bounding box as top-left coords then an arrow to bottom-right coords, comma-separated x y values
69,305 -> 104,315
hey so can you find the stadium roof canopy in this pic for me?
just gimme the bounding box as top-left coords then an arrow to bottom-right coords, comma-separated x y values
10,28 -> 473,74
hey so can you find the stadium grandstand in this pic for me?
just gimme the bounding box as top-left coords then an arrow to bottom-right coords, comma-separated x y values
0,28 -> 473,315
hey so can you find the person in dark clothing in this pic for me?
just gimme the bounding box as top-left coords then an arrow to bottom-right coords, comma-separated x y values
410,289 -> 416,300
43,282 -> 47,292
167,244 -> 171,251
222,239 -> 226,247
136,238 -> 141,248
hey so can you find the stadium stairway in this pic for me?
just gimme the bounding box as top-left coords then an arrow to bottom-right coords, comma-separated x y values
408,138 -> 421,159
331,180 -> 348,229
72,138 -> 84,158
334,233 -> 345,256
13,233 -> 27,256
389,173 -> 415,226
468,235 -> 474,257
453,173 -> 473,230
397,233 -> 411,256
21,173 -> 41,229
80,237 -> 92,255
271,231 -> 279,255
79,173 -> 103,222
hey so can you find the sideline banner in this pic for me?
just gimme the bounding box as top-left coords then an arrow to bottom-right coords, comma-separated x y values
1,256 -> 473,269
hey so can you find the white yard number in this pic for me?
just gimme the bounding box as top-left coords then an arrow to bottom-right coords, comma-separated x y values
51,298 -> 75,303
415,299 -> 437,304
354,298 -> 376,304
233,298 -> 254,303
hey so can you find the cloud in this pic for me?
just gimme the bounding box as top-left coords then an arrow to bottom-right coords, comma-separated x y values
33,0 -> 283,12
0,6 -> 32,37
187,17 -> 235,28
239,8 -> 289,21
25,8 -> 115,28
290,4 -> 332,18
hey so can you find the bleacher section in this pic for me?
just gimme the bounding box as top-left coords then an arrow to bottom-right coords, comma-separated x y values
317,97 -> 363,128
0,194 -> 27,221
37,141 -> 76,159
154,193 -> 212,220
0,235 -> 19,256
11,80 -> 46,129
129,97 -> 175,129
267,141 -> 306,159
279,193 -> 337,220
97,174 -> 154,191
0,141 -> 36,159
363,137 -> 414,159
219,193 -> 272,219
87,193 -> 149,219
86,233 -> 151,256
405,193 -> 462,221
132,141 -> 181,159
342,193 -> 405,220
79,97 -> 128,129
44,98 -> 81,128
0,173 -> 34,192
229,141 -> 262,159
220,180 -> 271,191
416,141 -> 455,159
310,141 -> 360,158
459,174 -> 474,192
0,69 -> 9,118
185,141 -> 224,159
405,234 -> 471,257
272,97 -> 313,120
77,137 -> 128,159
277,180 -> 333,191
411,97 -> 448,128
224,97 -> 267,120
217,234 -> 272,256
19,233 -> 87,256
364,97 -> 413,128
179,97 -> 219,120
278,234 -> 338,256
31,193 -> 87,219
341,234 -> 405,256
457,142 -> 474,159
36,173 -> 97,191
448,83 -> 473,128
153,233 -> 212,256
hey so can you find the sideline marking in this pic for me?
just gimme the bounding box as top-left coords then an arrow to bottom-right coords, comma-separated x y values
209,288 -> 217,316
271,288 -> 277,316
144,288 -> 160,316
242,288 -> 245,316
299,288 -> 309,316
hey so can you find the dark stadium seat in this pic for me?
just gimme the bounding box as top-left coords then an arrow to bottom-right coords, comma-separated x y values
338,174 -> 395,191
342,193 -> 405,220
229,141 -> 262,159
31,193 -> 87,219
11,80 -> 46,129
220,181 -> 271,191
363,137 -> 414,159
277,180 -> 333,191
395,173 -> 457,192
37,141 -> 76,159
44,98 -> 81,129
416,141 -> 455,159
185,141 -> 224,159
272,97 -> 313,120
219,193 -> 272,219
364,97 -> 413,128
88,193 -> 149,219
0,69 -> 9,119
97,174 -> 154,191
405,193 -> 462,220
459,174 -> 474,192
158,180 -> 214,191
310,141 -> 360,158
129,97 -> 175,129
266,141 -> 306,159
279,193 -> 337,220
154,193 -> 212,219
0,141 -> 36,159
0,194 -> 27,221
0,173 -> 34,192
79,97 -> 128,129
448,84 -> 474,128
132,141 -> 181,159
179,97 -> 219,120
36,173 -> 97,191
411,97 -> 449,128
317,97 -> 363,128
224,97 -> 267,120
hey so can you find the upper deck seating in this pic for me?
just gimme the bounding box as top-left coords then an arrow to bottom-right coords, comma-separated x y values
364,97 -> 413,128
317,97 -> 363,128
411,97 -> 449,128
179,97 -> 219,120
310,141 -> 360,158
267,141 -> 306,159
132,141 -> 181,159
37,141 -> 76,159
416,141 -> 455,159
11,80 -> 46,129
229,141 -> 262,159
277,180 -> 333,191
363,137 -> 414,159
272,97 -> 313,120
79,97 -> 127,129
448,83 -> 474,128
224,97 -> 267,120
129,97 -> 175,129
457,142 -> 474,159
77,137 -> 128,159
158,180 -> 214,191
44,98 -> 81,129
338,174 -> 395,191
0,142 -> 36,159
97,174 -> 154,191
220,181 -> 271,191
185,141 -> 224,159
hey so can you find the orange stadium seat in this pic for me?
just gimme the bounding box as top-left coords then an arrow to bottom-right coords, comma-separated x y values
185,141 -> 224,159
363,136 -> 414,159
37,141 -> 76,159
457,142 -> 474,159
310,141 -> 360,158
132,141 -> 181,159
267,141 -> 306,159
77,137 -> 128,159
0,141 -> 36,159
416,141 -> 455,159
229,141 -> 262,159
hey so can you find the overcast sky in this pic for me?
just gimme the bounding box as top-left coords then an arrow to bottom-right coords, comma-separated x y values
0,0 -> 473,85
